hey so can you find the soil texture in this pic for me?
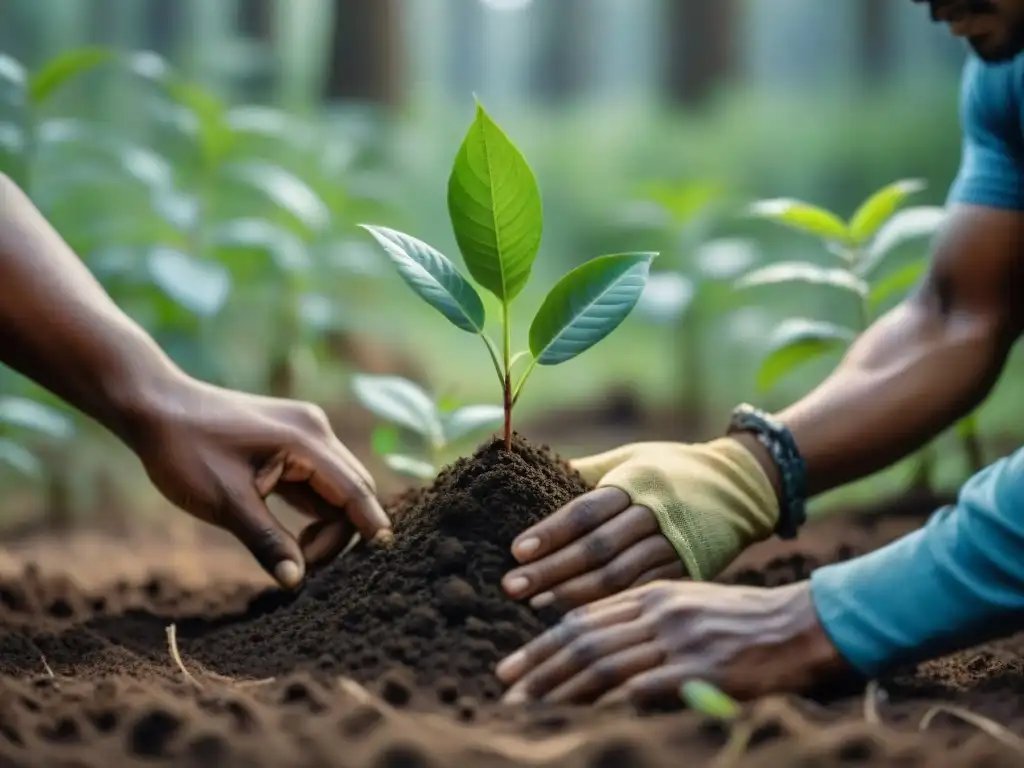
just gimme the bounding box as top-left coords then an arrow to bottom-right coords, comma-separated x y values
0,436 -> 1021,766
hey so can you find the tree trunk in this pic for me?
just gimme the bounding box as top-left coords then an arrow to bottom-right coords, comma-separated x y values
664,0 -> 737,107
323,0 -> 403,106
531,0 -> 588,104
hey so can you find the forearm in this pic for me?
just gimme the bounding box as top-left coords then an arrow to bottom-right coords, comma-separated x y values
738,286 -> 1014,500
810,449 -> 1024,676
0,173 -> 186,444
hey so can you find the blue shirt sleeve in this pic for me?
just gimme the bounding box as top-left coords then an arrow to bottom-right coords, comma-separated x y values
946,56 -> 1024,210
810,447 -> 1024,677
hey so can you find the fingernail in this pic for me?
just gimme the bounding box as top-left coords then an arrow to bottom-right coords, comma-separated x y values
496,651 -> 525,681
530,592 -> 554,610
503,575 -> 529,596
370,529 -> 395,548
274,560 -> 303,589
513,537 -> 540,560
502,686 -> 527,705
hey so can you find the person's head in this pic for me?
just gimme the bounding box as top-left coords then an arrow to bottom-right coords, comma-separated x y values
920,0 -> 1024,62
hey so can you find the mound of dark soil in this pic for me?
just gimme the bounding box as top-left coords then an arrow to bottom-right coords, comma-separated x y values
188,434 -> 590,701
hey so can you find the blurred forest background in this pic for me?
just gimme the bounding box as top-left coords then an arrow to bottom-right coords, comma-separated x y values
0,0 -> 1017,537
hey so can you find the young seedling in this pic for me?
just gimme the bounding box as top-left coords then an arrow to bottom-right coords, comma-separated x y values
351,373 -> 504,480
360,102 -> 655,451
737,179 -> 984,484
680,680 -> 751,767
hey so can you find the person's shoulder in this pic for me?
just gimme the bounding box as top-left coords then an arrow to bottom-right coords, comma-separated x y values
960,52 -> 1024,107
959,53 -> 1024,138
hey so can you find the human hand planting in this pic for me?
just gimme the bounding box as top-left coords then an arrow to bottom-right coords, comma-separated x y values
502,437 -> 781,610
496,580 -> 847,705
130,378 -> 391,589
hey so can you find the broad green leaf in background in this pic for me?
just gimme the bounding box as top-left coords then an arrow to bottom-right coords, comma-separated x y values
0,438 -> 42,478
0,397 -> 75,439
747,199 -> 849,243
679,680 -> 740,721
868,259 -> 929,311
735,262 -> 868,298
860,206 -> 946,276
443,404 -> 505,443
0,54 -> 27,105
530,253 -> 656,366
350,374 -> 443,443
229,161 -> 331,233
447,102 -> 542,303
756,318 -> 856,392
360,225 -> 486,334
164,80 -> 232,166
211,219 -> 312,274
28,47 -> 114,106
848,179 -> 926,245
637,179 -> 727,228
384,453 -> 436,480
370,425 -> 400,456
146,247 -> 232,317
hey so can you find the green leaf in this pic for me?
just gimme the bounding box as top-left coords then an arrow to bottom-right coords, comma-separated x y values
28,47 -> 114,105
860,206 -> 945,277
735,262 -> 868,298
848,179 -> 927,244
680,680 -> 740,721
370,425 -> 400,457
956,413 -> 980,441
164,80 -> 232,166
637,179 -> 727,227
868,259 -> 928,311
228,161 -> 331,233
747,199 -> 849,243
384,454 -> 437,481
0,438 -> 41,478
530,253 -> 656,366
0,54 -> 27,104
211,219 -> 311,274
757,319 -> 856,392
350,374 -> 442,442
0,397 -> 75,439
360,225 -> 486,333
146,248 -> 232,317
447,102 -> 543,303
443,404 -> 504,443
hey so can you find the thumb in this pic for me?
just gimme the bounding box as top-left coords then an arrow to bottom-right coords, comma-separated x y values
570,444 -> 639,486
219,481 -> 306,590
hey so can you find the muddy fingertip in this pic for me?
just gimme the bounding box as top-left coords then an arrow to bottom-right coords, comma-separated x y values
370,529 -> 395,549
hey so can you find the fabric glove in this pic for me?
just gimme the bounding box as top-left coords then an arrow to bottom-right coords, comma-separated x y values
570,437 -> 780,580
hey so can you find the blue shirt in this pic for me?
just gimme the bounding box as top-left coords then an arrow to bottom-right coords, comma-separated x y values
810,54 -> 1024,677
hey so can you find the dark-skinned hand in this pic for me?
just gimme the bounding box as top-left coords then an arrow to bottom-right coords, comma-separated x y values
496,580 -> 846,706
501,487 -> 684,612
130,379 -> 391,589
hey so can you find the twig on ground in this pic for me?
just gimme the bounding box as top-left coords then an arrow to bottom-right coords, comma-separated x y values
39,654 -> 54,679
919,705 -> 1024,753
202,668 -> 276,688
863,680 -> 882,725
165,624 -> 203,690
711,721 -> 754,768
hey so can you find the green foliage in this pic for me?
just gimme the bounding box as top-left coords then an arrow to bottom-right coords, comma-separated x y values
739,179 -> 944,391
351,373 -> 503,481
361,102 -> 654,449
0,396 -> 75,480
680,680 -> 740,721
742,179 -> 981,488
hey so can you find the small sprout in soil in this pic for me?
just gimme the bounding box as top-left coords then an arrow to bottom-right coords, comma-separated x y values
680,679 -> 741,721
360,101 -> 655,450
351,373 -> 504,480
738,179 -> 984,488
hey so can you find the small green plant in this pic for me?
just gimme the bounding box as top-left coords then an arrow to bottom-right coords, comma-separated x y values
738,179 -> 985,481
680,680 -> 751,767
360,102 -> 655,450
351,373 -> 504,480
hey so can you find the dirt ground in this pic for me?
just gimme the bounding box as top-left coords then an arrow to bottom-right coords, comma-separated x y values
0,433 -> 1023,767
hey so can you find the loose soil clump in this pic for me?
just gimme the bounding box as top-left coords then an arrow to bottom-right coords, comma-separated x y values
189,434 -> 587,700
0,436 -> 1022,765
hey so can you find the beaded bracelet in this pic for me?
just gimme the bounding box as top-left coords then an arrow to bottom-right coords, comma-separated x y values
726,403 -> 807,540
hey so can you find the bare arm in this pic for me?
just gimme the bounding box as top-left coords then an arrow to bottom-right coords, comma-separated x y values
0,172 -> 186,444
737,204 -> 1024,497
